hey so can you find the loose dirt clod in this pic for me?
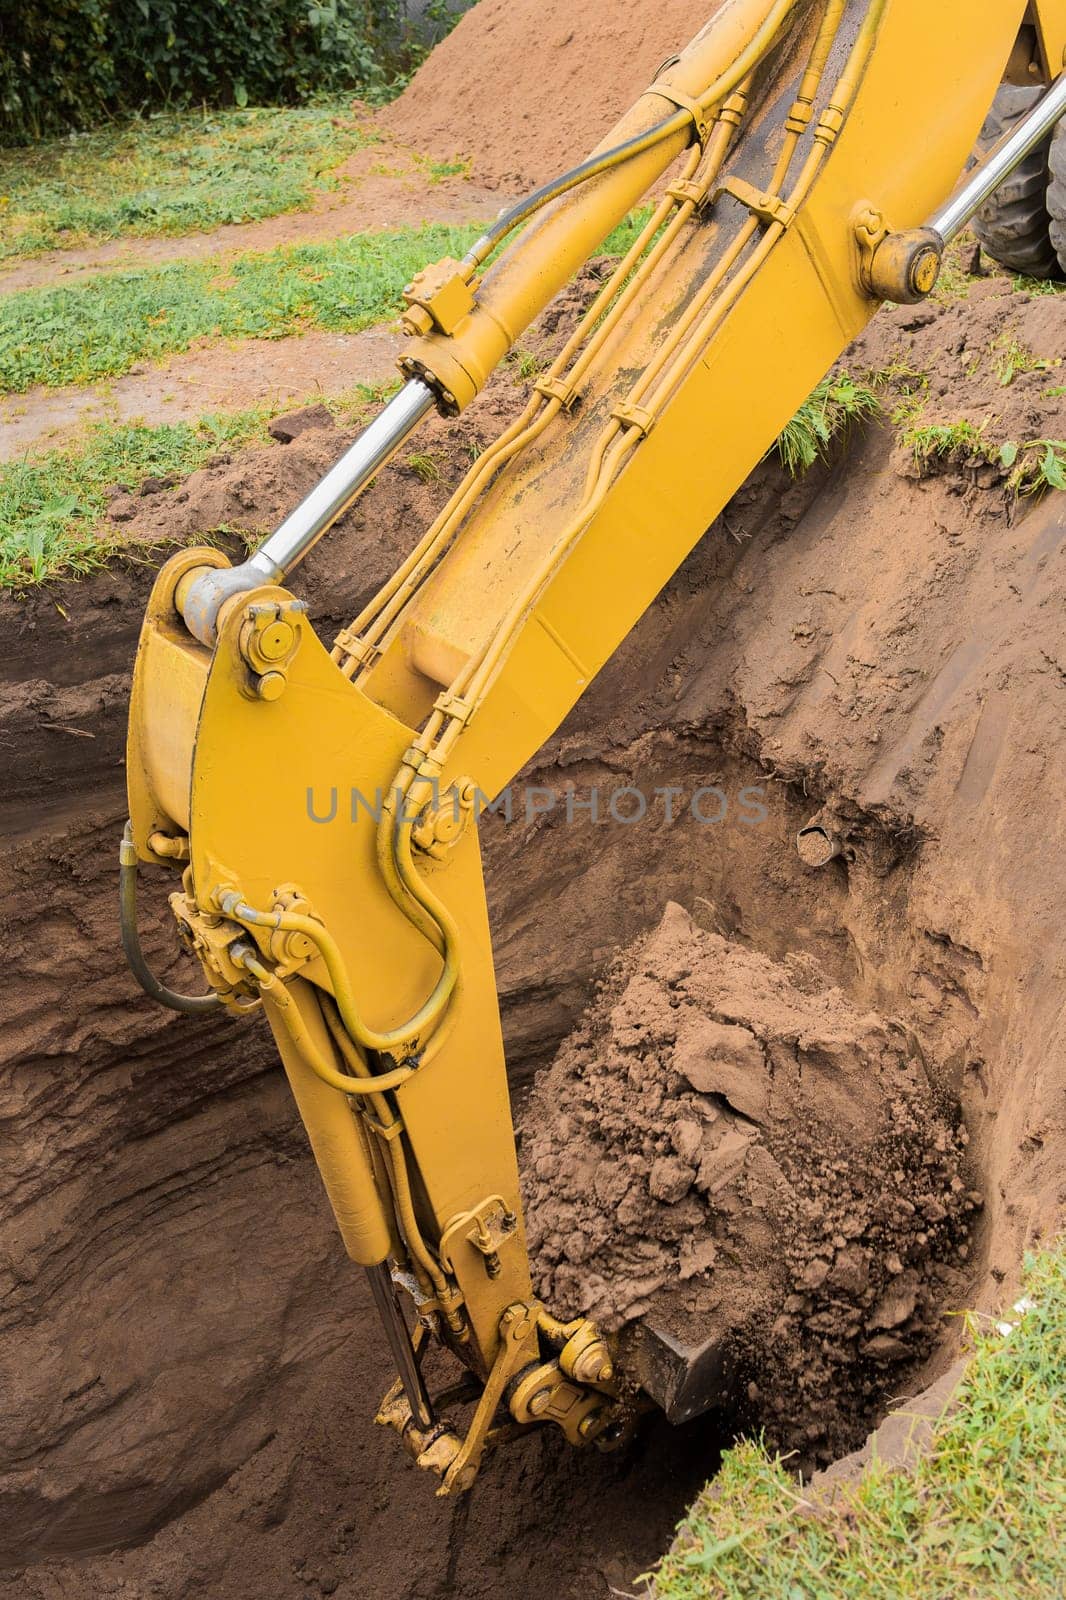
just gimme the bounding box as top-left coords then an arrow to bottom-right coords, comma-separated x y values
521,903 -> 978,1464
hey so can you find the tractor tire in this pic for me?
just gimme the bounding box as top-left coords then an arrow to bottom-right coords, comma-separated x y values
972,86 -> 1063,280
1047,111 -> 1066,271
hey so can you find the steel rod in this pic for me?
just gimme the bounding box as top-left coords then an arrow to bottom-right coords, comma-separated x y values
257,379 -> 435,577
180,378 -> 435,644
929,72 -> 1066,242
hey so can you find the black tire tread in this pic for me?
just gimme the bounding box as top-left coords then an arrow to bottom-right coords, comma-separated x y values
972,86 -> 1061,280
1046,115 -> 1066,273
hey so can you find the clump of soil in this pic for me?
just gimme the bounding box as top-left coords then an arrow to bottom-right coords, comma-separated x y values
380,0 -> 724,188
521,902 -> 979,1464
853,273 -> 1066,488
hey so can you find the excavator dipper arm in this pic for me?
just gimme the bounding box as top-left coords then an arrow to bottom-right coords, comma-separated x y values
124,0 -> 1066,1493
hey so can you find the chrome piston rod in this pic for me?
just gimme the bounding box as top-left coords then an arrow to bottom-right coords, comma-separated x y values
929,70 -> 1066,242
181,377 -> 435,644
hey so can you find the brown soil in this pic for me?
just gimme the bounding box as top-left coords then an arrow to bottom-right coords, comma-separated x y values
0,329 -> 401,462
0,137 -> 501,299
380,0 -> 726,188
1,266 -> 1065,1595
522,903 -> 978,1468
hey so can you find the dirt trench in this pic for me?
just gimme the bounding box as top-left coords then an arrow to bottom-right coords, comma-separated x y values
1,278 -> 1065,1597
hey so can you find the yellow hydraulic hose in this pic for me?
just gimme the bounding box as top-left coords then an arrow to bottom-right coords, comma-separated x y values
461,0 -> 803,270
238,948 -> 415,1094
220,890 -> 458,1060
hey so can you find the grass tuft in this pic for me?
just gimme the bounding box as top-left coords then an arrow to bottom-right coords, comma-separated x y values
775,373 -> 881,476
652,1244 -> 1066,1600
0,410 -> 273,587
990,334 -> 1056,388
904,421 -> 1066,495
405,450 -> 442,484
905,417 -> 993,468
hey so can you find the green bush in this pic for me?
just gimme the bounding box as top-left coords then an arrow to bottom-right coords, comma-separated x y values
0,2 -> 117,143
0,0 -> 423,145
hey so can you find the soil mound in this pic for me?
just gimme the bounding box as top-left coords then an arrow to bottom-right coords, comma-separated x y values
380,0 -> 722,188
521,902 -> 979,1464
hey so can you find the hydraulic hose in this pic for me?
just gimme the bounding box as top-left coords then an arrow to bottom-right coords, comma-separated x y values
219,890 -> 458,1061
462,0 -> 803,270
238,948 -> 415,1095
118,824 -> 222,1015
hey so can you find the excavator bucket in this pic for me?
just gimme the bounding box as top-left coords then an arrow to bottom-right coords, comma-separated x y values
619,1319 -> 731,1426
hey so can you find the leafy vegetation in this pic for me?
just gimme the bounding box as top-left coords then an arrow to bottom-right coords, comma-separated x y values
775,373 -> 881,476
903,419 -> 1066,495
0,0 -> 439,145
653,1245 -> 1066,1600
999,438 -> 1066,494
0,104 -> 376,260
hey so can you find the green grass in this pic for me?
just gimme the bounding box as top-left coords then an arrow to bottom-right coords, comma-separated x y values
990,334 -> 1057,387
653,1244 -> 1066,1600
0,381 -> 399,589
775,373 -> 881,476
0,209 -> 650,394
1012,274 -> 1066,297
903,419 -> 1066,494
905,417 -> 994,467
0,411 -> 270,586
0,103 -> 375,262
0,221 -> 484,391
405,449 -> 443,483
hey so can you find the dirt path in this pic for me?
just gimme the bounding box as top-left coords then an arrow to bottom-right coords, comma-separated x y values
0,140 -> 502,298
0,327 -> 401,459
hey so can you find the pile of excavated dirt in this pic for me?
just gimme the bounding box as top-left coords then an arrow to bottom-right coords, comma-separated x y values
380,0 -> 723,188
522,903 -> 978,1465
3,245 -> 1066,1596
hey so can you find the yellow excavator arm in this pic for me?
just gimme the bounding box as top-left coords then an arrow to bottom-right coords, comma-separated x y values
122,0 -> 1066,1494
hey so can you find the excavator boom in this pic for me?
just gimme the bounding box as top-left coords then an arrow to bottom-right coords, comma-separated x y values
123,0 -> 1066,1493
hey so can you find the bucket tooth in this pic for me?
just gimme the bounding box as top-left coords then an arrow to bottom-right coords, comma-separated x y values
617,1319 -> 729,1424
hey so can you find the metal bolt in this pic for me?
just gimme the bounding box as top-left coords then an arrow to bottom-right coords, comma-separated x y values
257,619 -> 295,661
528,1387 -> 553,1416
256,671 -> 286,702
